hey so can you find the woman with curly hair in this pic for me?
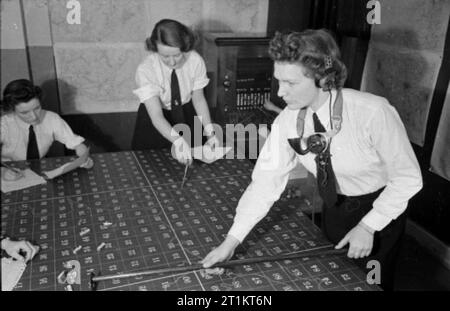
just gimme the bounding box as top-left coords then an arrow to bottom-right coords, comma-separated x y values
202,29 -> 422,291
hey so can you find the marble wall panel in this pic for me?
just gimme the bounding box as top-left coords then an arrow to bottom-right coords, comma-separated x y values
48,0 -> 269,114
371,0 -> 449,52
49,0 -> 148,43
361,0 -> 449,146
54,43 -> 146,114
201,0 -> 268,33
361,44 -> 441,146
145,0 -> 203,33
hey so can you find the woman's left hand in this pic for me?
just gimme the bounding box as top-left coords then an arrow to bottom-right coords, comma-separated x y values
80,157 -> 94,169
1,167 -> 24,181
335,224 -> 374,259
2,239 -> 39,262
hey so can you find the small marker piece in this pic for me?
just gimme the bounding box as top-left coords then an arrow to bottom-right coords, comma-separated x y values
72,245 -> 82,254
66,269 -> 78,284
80,228 -> 90,236
63,261 -> 73,269
96,242 -> 106,252
57,271 -> 67,284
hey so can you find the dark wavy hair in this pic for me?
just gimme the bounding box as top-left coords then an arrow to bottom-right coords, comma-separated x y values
268,29 -> 347,90
146,19 -> 196,52
1,79 -> 42,112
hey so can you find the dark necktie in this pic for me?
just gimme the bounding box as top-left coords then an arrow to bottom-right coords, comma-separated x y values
313,113 -> 337,209
170,69 -> 185,125
27,125 -> 40,160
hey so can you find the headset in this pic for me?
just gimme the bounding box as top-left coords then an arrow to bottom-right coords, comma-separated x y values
287,56 -> 343,155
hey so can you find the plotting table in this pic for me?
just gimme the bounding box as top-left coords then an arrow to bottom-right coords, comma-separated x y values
1,149 -> 380,291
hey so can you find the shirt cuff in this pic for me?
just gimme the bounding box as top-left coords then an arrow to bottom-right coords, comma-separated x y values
360,209 -> 393,232
133,85 -> 160,102
228,221 -> 252,243
193,78 -> 209,91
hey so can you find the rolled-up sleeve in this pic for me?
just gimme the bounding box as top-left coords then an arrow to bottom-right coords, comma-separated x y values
52,114 -> 85,150
0,117 -> 7,145
361,101 -> 423,231
133,66 -> 162,103
192,55 -> 209,91
228,114 -> 298,242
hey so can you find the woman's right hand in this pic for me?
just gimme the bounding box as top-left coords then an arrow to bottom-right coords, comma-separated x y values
171,137 -> 193,165
1,167 -> 24,181
201,235 -> 240,268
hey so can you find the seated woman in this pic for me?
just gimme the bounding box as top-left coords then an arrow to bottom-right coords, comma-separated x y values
132,19 -> 218,165
1,79 -> 93,168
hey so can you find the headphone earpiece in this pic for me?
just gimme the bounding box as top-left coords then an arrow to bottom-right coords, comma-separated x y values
320,55 -> 336,91
319,72 -> 336,91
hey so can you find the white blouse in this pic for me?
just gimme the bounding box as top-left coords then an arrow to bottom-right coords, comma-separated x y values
1,110 -> 85,162
228,88 -> 423,242
133,50 -> 209,110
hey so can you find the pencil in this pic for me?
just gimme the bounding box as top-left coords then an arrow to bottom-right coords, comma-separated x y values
1,162 -> 23,175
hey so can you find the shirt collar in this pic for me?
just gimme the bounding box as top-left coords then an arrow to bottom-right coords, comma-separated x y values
306,89 -> 337,130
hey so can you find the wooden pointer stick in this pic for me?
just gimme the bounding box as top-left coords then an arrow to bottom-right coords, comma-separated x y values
90,245 -> 346,284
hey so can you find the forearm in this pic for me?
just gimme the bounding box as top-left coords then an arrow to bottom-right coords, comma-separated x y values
154,116 -> 183,143
74,143 -> 89,157
144,101 -> 182,144
1,236 -> 10,250
361,176 -> 422,231
362,150 -> 422,231
194,104 -> 214,136
229,195 -> 274,243
192,91 -> 214,135
229,150 -> 296,241
222,234 -> 240,250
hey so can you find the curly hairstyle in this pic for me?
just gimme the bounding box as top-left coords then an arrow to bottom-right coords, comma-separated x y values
1,79 -> 42,112
268,29 -> 347,90
146,19 -> 196,52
